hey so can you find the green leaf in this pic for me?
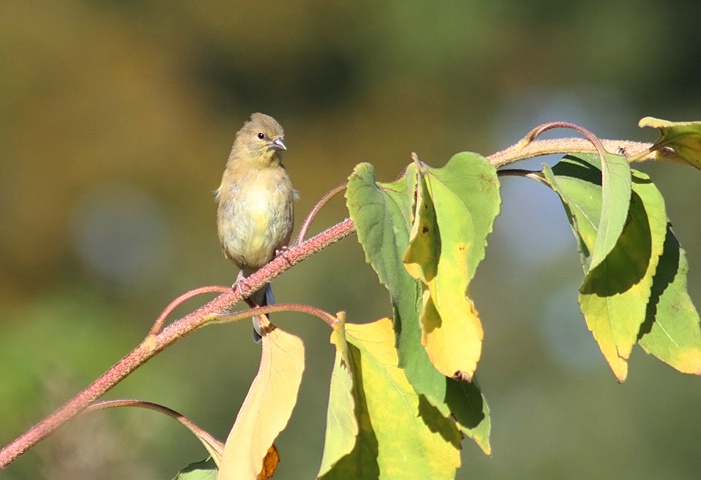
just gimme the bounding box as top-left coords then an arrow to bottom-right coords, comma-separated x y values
543,155 -> 666,382
346,161 -> 430,393
639,117 -> 701,169
319,318 -> 462,480
346,160 -> 492,453
638,225 -> 701,374
346,162 -> 418,297
345,161 -> 428,396
403,153 -> 500,381
587,151 -> 631,272
173,457 -> 217,480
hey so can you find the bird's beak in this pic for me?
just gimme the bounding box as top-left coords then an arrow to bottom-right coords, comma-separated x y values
271,138 -> 287,151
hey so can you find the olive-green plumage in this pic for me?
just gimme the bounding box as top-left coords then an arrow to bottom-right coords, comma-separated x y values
216,113 -> 295,340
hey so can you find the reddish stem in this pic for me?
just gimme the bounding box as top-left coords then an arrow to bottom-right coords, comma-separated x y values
523,121 -> 609,166
88,400 -> 224,458
216,302 -> 339,328
150,285 -> 231,336
0,218 -> 355,469
294,183 -> 347,246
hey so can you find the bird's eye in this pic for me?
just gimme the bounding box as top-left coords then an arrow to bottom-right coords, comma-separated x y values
257,132 -> 265,140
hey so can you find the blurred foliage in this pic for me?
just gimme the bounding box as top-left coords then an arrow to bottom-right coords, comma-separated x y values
1,1 -> 701,479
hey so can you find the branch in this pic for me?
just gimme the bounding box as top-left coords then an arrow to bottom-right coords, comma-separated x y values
294,183 -> 347,246
88,400 -> 224,464
0,218 -> 356,469
150,285 -> 231,336
487,137 -> 669,168
215,302 -> 339,329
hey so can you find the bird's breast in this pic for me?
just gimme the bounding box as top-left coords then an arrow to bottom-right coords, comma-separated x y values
217,165 -> 294,270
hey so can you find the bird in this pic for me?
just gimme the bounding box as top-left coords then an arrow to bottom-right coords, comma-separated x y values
215,113 -> 295,341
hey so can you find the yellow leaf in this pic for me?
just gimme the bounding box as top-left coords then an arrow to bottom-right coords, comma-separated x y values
639,116 -> 701,169
404,166 -> 483,381
217,327 -> 305,480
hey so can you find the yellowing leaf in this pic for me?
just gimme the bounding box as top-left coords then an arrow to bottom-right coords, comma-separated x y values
404,161 -> 483,381
317,314 -> 358,478
320,317 -> 462,480
638,226 -> 701,374
639,117 -> 701,169
346,159 -> 494,454
544,154 -> 701,379
218,327 -> 304,480
543,156 -> 666,382
419,290 -> 482,383
581,188 -> 665,382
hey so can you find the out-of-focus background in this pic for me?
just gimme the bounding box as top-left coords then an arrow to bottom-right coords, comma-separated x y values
1,2 -> 700,479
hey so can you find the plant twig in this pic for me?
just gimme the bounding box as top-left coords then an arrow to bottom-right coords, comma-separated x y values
150,285 -> 231,336
0,218 -> 356,469
215,303 -> 339,329
294,183 -> 347,246
488,138 -> 654,169
87,400 -> 224,463
497,168 -> 545,183
522,122 -> 609,165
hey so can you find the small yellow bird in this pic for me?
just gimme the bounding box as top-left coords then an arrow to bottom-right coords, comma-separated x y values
216,113 -> 295,341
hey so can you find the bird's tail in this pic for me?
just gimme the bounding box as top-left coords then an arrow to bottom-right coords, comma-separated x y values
251,283 -> 274,342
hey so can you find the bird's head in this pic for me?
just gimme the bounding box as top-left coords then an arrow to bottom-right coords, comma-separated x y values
232,112 -> 286,164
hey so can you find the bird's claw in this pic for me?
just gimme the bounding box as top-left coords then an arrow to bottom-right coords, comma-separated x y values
275,245 -> 293,266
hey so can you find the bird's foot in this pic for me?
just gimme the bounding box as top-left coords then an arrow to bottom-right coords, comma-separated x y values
232,271 -> 252,295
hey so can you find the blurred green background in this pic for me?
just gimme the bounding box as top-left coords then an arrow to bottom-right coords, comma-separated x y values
2,1 -> 700,479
